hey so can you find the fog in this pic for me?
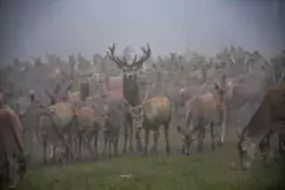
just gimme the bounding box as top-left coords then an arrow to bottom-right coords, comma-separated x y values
0,0 -> 284,62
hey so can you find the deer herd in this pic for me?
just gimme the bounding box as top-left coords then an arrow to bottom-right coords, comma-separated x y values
1,44 -> 285,171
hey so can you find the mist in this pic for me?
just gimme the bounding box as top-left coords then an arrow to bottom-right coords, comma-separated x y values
0,0 -> 284,62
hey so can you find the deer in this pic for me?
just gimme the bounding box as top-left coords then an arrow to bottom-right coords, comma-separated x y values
107,43 -> 151,154
124,93 -> 172,156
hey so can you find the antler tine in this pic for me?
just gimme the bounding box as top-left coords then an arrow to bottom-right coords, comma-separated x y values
122,56 -> 128,67
244,54 -> 248,64
230,54 -> 236,64
132,54 -> 138,65
124,98 -> 132,107
65,81 -> 73,92
142,43 -> 151,55
107,43 -> 125,68
143,91 -> 148,103
135,43 -> 151,69
45,90 -> 56,105
54,84 -> 61,95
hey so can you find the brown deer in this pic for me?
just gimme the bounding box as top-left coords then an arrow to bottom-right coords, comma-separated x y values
237,83 -> 285,170
107,43 -> 151,154
125,95 -> 172,156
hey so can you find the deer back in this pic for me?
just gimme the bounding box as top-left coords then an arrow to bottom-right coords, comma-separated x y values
143,96 -> 171,122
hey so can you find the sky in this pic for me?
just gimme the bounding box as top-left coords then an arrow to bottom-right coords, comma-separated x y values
0,0 -> 284,63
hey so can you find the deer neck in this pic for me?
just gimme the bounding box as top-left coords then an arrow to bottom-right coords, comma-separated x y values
123,73 -> 140,106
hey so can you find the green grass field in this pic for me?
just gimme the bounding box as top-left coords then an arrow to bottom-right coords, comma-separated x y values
16,142 -> 285,190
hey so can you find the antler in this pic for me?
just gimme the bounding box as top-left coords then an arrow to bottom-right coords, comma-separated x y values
142,91 -> 148,103
107,43 -> 127,69
65,81 -> 73,92
135,43 -> 151,70
107,43 -> 151,71
230,54 -> 236,64
54,84 -> 61,96
45,90 -> 56,105
123,98 -> 132,108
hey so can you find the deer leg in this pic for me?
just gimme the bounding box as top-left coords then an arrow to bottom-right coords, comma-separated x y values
219,111 -> 226,146
164,122 -> 170,155
153,130 -> 159,155
261,132 -> 272,162
181,144 -> 186,154
197,119 -> 205,153
85,136 -> 88,157
129,120 -> 134,154
210,122 -> 216,151
102,131 -> 107,156
52,145 -> 56,164
43,139 -> 47,164
78,134 -> 82,160
108,133 -> 112,158
136,128 -> 143,152
73,135 -> 77,162
278,133 -> 285,156
71,134 -> 75,162
114,130 -> 119,156
122,123 -> 128,154
67,134 -> 72,163
85,136 -> 89,157
197,129 -> 203,153
31,130 -> 35,159
88,137 -> 92,157
83,138 -> 87,158
265,134 -> 271,161
94,131 -> 98,158
86,137 -> 90,158
85,137 -> 89,157
115,132 -> 120,156
144,129 -> 150,156
89,136 -> 93,158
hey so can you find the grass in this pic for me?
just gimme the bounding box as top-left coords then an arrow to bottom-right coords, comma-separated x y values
16,142 -> 285,190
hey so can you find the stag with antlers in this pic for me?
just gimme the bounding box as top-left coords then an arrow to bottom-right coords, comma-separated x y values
107,43 -> 151,154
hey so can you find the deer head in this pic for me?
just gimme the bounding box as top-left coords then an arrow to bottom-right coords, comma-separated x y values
123,91 -> 148,129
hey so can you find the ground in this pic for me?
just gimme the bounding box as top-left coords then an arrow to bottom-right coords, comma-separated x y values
17,114 -> 285,190
16,142 -> 285,190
